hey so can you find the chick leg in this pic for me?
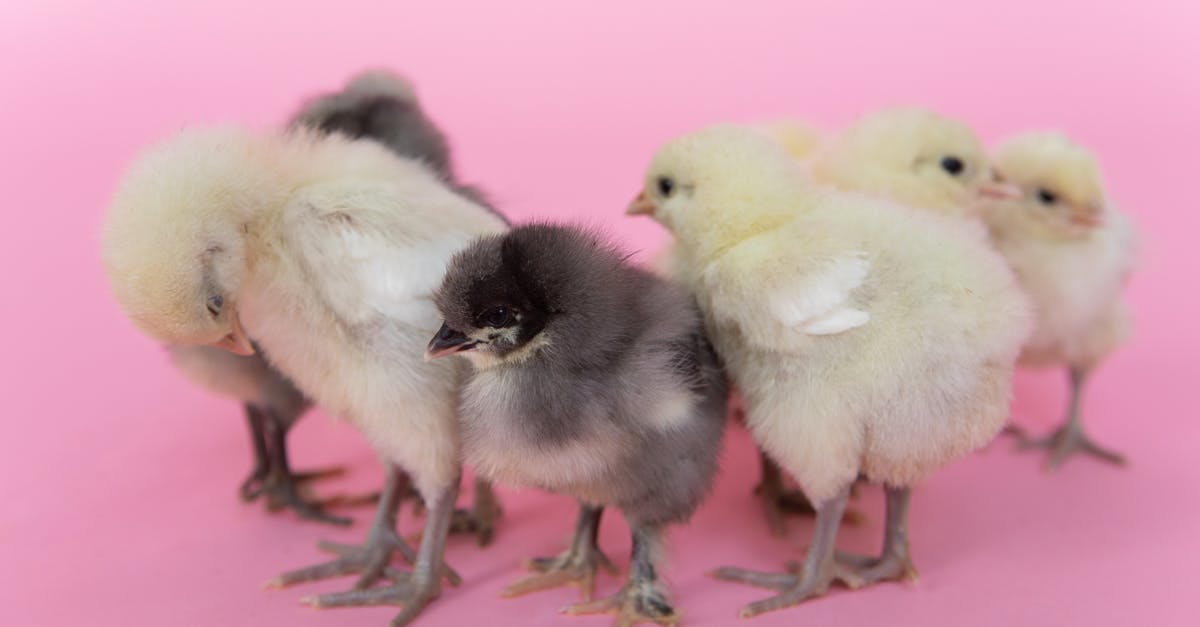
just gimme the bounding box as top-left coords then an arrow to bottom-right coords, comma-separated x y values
302,478 -> 462,627
832,485 -> 918,586
266,464 -> 459,590
238,404 -> 272,501
564,525 -> 679,626
447,475 -> 503,546
712,482 -> 858,618
259,409 -> 353,526
1011,367 -> 1127,470
502,502 -> 618,601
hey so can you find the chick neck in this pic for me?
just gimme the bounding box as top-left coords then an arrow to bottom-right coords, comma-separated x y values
682,186 -> 810,264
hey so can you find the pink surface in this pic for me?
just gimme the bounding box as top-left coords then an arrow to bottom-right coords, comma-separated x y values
2,2 -> 1198,626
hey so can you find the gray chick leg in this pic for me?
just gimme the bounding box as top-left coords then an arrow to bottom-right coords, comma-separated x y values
1011,367 -> 1127,470
266,464 -> 457,590
832,485 -> 918,586
259,409 -> 352,526
238,404 -> 271,501
712,482 -> 857,619
564,525 -> 679,626
302,477 -> 463,627
502,502 -> 618,601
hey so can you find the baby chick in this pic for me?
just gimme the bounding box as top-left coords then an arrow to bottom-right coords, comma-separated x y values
102,127 -> 507,625
749,119 -> 825,161
980,132 -> 1135,469
428,224 -> 728,626
293,68 -> 507,544
628,125 -> 1031,618
809,107 -> 1019,218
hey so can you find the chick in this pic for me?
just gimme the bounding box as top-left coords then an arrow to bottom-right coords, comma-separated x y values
980,132 -> 1135,469
427,224 -> 728,626
628,125 -> 1030,618
102,127 -> 507,625
809,107 -> 1019,218
165,344 -> 353,524
293,69 -> 507,543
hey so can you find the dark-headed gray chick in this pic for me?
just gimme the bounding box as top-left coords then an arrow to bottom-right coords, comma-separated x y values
428,224 -> 728,625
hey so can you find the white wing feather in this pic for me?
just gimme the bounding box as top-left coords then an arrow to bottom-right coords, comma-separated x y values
768,251 -> 870,335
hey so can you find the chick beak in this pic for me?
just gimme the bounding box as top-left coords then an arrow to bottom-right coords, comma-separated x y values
1070,204 -> 1105,228
215,312 -> 255,356
425,323 -> 477,360
977,181 -> 1023,200
626,192 -> 656,216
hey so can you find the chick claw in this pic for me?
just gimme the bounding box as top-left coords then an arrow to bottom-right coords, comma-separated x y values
502,547 -> 619,602
562,584 -> 679,627
301,573 -> 439,627
711,561 -> 855,618
1008,424 -> 1127,471
264,530 -> 421,591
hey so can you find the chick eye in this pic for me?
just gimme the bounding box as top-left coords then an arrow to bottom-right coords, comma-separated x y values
206,294 -> 223,317
481,306 -> 514,328
657,177 -> 675,197
1036,188 -> 1058,205
940,156 -> 965,176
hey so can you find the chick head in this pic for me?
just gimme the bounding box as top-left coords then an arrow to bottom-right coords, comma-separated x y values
815,107 -> 1007,213
102,127 -> 284,354
627,124 -> 803,255
982,132 -> 1108,238
429,223 -> 629,369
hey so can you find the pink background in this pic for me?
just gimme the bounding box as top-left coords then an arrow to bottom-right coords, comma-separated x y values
2,1 -> 1198,626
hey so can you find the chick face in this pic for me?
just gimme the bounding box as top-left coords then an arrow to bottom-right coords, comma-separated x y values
628,125 -> 802,251
428,234 -> 550,368
102,128 -> 279,354
981,132 -> 1107,238
818,108 -> 1010,211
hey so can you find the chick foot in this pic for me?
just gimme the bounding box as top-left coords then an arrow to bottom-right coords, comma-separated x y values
502,503 -> 616,601
301,479 -> 463,627
1008,367 -> 1126,471
564,525 -> 678,626
301,570 -> 439,627
447,476 -> 502,546
1010,423 -> 1126,470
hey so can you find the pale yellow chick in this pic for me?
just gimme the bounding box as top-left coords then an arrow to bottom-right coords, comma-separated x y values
103,127 -> 507,625
809,107 -> 1015,218
980,131 -> 1136,469
628,125 -> 1031,618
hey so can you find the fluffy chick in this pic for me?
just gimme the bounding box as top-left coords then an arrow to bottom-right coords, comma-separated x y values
809,107 -> 1016,218
428,224 -> 728,626
980,132 -> 1135,469
103,127 -> 507,625
629,125 -> 1031,618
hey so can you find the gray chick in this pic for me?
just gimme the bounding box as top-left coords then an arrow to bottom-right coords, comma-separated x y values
428,224 -> 728,625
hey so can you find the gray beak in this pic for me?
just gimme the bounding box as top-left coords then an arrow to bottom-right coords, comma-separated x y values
425,323 -> 477,360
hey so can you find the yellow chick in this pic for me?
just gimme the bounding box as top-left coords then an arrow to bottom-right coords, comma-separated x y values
980,132 -> 1136,469
103,127 -> 507,625
809,107 -> 1017,218
628,125 -> 1031,618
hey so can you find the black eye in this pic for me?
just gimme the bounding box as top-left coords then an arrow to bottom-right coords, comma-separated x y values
481,306 -> 514,328
657,177 -> 675,197
1036,188 -> 1058,205
206,295 -> 223,317
940,156 -> 965,176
